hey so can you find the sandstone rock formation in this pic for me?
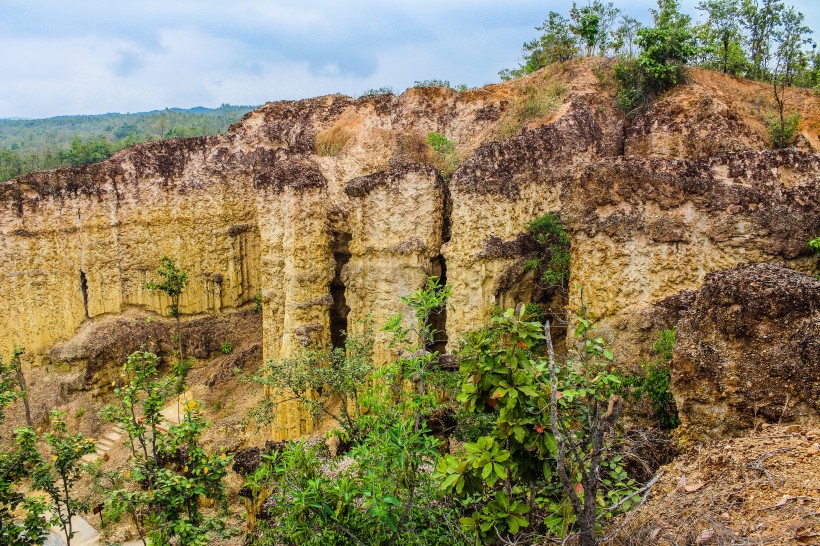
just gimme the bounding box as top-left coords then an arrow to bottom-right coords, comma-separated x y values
1,59 -> 818,438
672,262 -> 819,439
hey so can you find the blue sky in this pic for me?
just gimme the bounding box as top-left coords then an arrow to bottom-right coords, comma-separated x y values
1,0 -> 817,119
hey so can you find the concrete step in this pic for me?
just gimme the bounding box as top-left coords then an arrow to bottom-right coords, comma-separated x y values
104,431 -> 123,442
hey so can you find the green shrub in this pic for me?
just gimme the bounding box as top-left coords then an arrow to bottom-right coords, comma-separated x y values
253,293 -> 263,313
614,0 -> 697,113
525,212 -> 571,289
768,112 -> 800,148
425,132 -> 460,178
437,307 -> 636,544
360,87 -> 394,96
621,329 -> 679,429
413,79 -> 451,88
221,342 -> 233,355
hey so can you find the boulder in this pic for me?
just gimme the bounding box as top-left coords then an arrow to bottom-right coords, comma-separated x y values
672,262 -> 819,439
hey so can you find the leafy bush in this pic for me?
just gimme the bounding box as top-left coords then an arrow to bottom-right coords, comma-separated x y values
621,329 -> 679,429
614,0 -> 697,113
437,307 -> 636,544
360,87 -> 394,96
253,293 -> 263,313
425,132 -> 461,178
413,79 -> 451,88
245,279 -> 462,546
221,341 -> 233,355
523,212 -> 571,289
810,236 -> 820,254
768,111 -> 800,148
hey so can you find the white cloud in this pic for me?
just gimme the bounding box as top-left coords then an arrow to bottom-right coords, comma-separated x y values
0,0 -> 817,118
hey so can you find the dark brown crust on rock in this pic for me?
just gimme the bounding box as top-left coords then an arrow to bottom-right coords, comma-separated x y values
672,262 -> 820,439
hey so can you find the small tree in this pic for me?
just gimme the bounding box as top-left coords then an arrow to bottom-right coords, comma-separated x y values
611,15 -> 643,58
102,350 -> 230,546
500,12 -> 579,80
545,316 -> 625,546
742,0 -> 785,80
249,321 -> 374,442
384,276 -> 451,432
32,411 -> 96,546
769,6 -> 813,148
697,0 -> 746,74
145,256 -> 188,360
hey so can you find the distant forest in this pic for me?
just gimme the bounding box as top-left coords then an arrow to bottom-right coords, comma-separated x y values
0,104 -> 257,182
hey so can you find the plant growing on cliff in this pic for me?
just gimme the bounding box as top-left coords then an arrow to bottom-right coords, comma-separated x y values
102,350 -> 230,546
621,329 -> 680,429
32,411 -> 96,546
523,212 -> 571,289
425,132 -> 461,178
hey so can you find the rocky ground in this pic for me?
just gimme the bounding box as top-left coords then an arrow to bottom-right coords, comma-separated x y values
606,425 -> 820,545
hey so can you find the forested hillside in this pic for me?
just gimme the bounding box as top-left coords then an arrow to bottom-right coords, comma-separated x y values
0,104 -> 256,181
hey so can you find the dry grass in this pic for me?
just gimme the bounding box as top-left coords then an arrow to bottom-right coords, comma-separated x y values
315,125 -> 352,156
393,133 -> 433,164
603,425 -> 820,546
497,83 -> 567,140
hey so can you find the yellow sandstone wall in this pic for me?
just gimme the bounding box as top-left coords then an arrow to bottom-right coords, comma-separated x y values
1,59 -> 818,440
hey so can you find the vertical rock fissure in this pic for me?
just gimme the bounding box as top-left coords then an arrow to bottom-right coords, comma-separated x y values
431,176 -> 452,356
430,255 -> 448,355
79,270 -> 89,318
330,232 -> 352,349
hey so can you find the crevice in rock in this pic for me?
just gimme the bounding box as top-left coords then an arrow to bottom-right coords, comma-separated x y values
430,254 -> 448,355
329,231 -> 351,349
80,270 -> 89,318
431,173 -> 452,357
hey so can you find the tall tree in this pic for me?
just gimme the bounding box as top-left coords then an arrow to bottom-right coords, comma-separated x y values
742,0 -> 785,79
698,0 -> 746,73
612,15 -> 643,58
499,12 -> 579,80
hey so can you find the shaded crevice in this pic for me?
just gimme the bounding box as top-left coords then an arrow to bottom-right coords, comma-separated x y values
430,175 -> 452,356
79,270 -> 90,318
329,232 -> 351,349
430,255 -> 449,356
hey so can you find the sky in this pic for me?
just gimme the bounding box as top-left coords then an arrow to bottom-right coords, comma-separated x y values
1,0 -> 818,119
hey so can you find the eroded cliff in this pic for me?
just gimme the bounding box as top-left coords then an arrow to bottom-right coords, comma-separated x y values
2,59 -> 818,439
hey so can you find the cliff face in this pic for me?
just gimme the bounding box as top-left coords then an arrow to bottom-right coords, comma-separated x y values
1,59 -> 818,438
